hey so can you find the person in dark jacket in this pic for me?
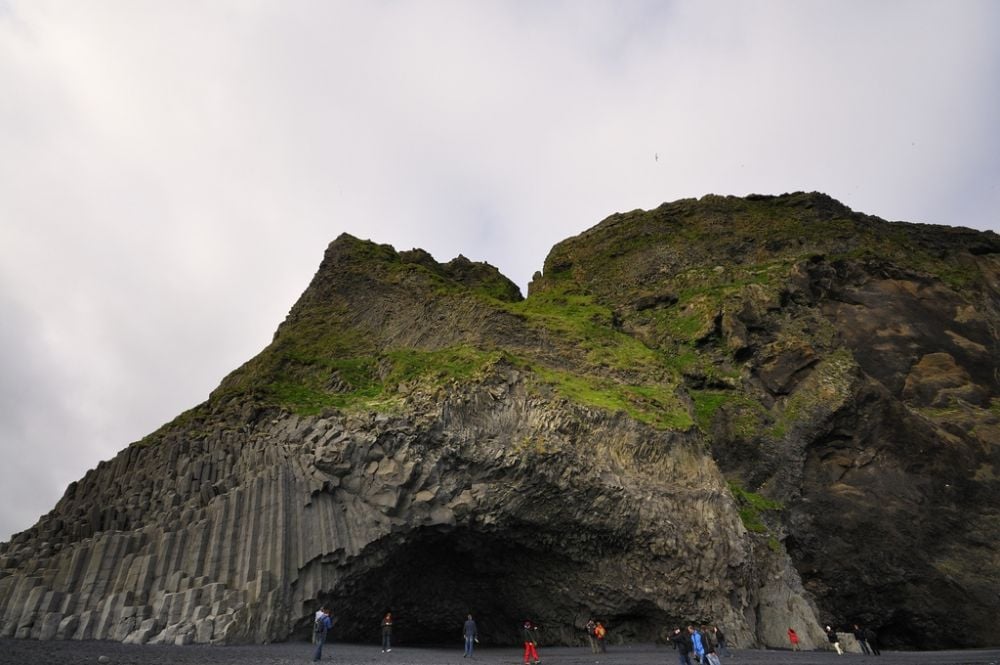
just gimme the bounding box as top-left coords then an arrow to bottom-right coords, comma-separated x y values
671,627 -> 694,665
713,626 -> 728,657
381,612 -> 393,652
865,627 -> 881,656
463,614 -> 478,658
522,620 -> 540,665
853,624 -> 870,655
701,625 -> 720,665
826,625 -> 843,655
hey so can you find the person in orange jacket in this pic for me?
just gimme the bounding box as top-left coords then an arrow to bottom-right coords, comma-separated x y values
594,621 -> 607,653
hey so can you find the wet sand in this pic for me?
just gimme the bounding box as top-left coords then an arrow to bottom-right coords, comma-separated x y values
1,641 -> 998,665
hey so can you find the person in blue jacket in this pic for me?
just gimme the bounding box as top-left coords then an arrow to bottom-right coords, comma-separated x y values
313,607 -> 334,661
690,625 -> 705,662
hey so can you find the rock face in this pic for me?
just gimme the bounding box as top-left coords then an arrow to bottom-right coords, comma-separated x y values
1,193 -> 997,649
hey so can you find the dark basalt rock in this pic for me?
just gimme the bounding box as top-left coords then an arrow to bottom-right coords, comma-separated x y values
0,192 -> 997,650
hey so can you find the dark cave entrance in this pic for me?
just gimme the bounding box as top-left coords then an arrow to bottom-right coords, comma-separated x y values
326,527 -> 563,646
303,526 -> 668,646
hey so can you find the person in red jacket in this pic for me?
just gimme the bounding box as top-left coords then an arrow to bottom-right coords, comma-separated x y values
788,627 -> 800,651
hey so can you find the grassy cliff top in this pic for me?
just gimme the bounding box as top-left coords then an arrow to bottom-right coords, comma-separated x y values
157,192 -> 999,441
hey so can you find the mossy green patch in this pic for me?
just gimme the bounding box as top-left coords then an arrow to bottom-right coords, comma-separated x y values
221,333 -> 503,416
662,346 -> 700,373
530,365 -> 692,431
691,391 -> 730,431
728,480 -> 784,533
689,390 -> 767,435
498,282 -> 696,429
507,283 -> 675,376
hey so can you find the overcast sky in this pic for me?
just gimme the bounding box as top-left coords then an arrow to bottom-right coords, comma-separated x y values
1,1 -> 998,542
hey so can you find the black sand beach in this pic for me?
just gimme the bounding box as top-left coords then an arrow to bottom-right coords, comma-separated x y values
1,641 -> 998,665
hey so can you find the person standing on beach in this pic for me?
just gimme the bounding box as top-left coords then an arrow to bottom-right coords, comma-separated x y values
788,627 -> 800,651
854,624 -> 871,655
381,611 -> 393,653
826,625 -> 843,655
595,621 -> 607,653
865,626 -> 881,656
586,618 -> 598,653
670,627 -> 694,665
463,614 -> 478,658
690,625 -> 705,663
312,607 -> 325,645
713,626 -> 728,657
313,607 -> 333,662
522,620 -> 540,665
701,625 -> 721,665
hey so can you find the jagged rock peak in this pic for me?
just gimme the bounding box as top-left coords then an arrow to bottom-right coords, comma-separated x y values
297,233 -> 522,306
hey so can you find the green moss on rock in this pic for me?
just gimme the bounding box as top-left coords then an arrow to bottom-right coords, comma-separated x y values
728,480 -> 784,533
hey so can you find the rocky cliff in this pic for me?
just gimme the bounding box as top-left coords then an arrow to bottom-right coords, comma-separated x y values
1,192 -> 997,649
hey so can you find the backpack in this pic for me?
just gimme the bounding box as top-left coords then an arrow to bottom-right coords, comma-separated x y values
314,616 -> 326,636
595,625 -> 606,639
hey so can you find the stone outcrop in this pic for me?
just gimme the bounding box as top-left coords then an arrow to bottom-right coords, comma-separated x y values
1,192 -> 997,649
0,374 -> 786,647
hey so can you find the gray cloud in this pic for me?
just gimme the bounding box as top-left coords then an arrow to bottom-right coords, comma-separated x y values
1,0 -> 998,540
